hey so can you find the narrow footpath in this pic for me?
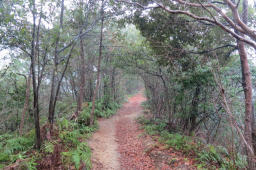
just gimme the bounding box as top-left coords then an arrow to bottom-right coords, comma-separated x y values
89,92 -> 194,170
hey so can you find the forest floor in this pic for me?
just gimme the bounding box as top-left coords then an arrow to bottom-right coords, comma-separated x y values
89,91 -> 195,170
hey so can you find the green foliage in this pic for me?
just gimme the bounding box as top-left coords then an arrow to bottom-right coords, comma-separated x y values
56,100 -> 77,117
198,145 -> 222,165
61,142 -> 92,169
138,116 -> 167,135
78,109 -> 91,125
197,145 -> 247,169
3,136 -> 34,154
57,118 -> 75,131
79,100 -> 120,119
0,153 -> 9,162
160,132 -> 194,152
23,158 -> 37,170
0,131 -> 35,168
57,116 -> 97,169
60,130 -> 82,146
139,115 -> 247,169
17,157 -> 38,170
78,125 -> 97,137
42,141 -> 57,154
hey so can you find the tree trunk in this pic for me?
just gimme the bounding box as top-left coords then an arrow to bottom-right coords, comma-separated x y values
19,68 -> 32,136
77,32 -> 86,114
30,0 -> 41,149
236,0 -> 255,168
90,0 -> 104,125
252,103 -> 256,152
189,85 -> 200,135
111,67 -> 116,101
48,0 -> 65,125
238,39 -> 255,169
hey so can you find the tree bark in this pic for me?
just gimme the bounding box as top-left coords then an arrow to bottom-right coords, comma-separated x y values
90,0 -> 104,125
252,103 -> 256,153
30,0 -> 41,149
189,85 -> 200,135
235,0 -> 255,168
238,39 -> 255,169
77,31 -> 86,114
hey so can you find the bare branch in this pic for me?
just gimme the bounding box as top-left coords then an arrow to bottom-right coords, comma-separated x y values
155,3 -> 256,49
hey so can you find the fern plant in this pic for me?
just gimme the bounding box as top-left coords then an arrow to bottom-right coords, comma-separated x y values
4,136 -> 34,154
61,142 -> 92,170
42,141 -> 57,154
59,130 -> 81,146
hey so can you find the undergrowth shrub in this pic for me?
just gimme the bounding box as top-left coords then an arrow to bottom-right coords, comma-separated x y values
42,141 -> 57,154
137,115 -> 247,169
60,130 -> 82,146
19,157 -> 37,170
4,136 -> 34,154
61,142 -> 91,169
78,109 -> 91,125
1,95 -> 119,169
57,116 -> 97,169
0,131 -> 35,168
86,99 -> 120,118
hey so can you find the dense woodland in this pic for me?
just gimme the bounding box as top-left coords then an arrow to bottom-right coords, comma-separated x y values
1,0 -> 256,169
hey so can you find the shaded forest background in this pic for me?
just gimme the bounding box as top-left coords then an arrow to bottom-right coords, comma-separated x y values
1,0 -> 256,169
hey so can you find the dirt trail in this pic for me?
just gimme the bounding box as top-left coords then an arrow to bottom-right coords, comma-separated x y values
88,107 -> 121,170
89,91 -> 195,170
89,91 -> 147,170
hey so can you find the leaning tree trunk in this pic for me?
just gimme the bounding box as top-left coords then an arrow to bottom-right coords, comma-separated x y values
48,0 -> 64,125
90,0 -> 104,125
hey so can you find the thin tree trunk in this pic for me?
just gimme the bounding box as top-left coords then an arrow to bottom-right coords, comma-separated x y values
19,68 -> 32,136
189,85 -> 200,135
48,0 -> 64,125
30,0 -> 41,149
90,0 -> 104,125
53,44 -> 75,117
111,67 -> 116,101
77,31 -> 86,114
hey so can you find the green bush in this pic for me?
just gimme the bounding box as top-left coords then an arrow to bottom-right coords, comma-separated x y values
78,109 -> 91,125
57,118 -> 76,131
0,94 -> 120,169
59,130 -> 81,146
42,141 -> 57,154
0,153 -> 9,162
143,119 -> 167,135
86,100 -> 120,118
0,132 -> 35,167
4,136 -> 34,154
139,115 -> 247,169
20,157 -> 37,170
61,142 -> 91,170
